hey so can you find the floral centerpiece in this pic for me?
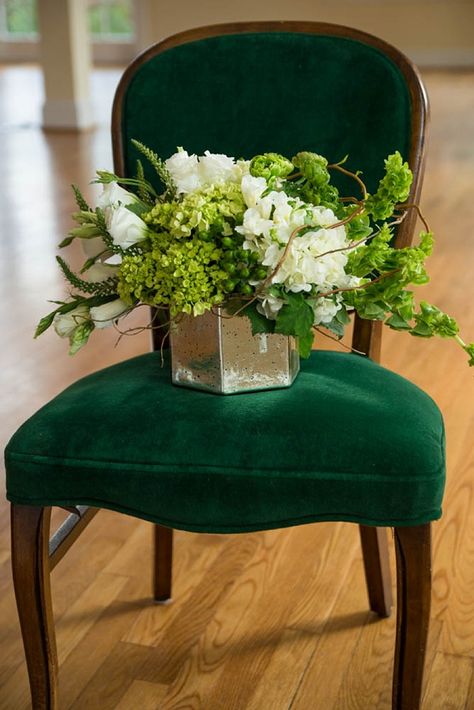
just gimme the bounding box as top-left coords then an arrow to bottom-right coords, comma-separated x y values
36,142 -> 474,371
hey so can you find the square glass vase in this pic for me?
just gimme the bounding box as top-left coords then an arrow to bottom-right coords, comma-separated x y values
169,306 -> 300,395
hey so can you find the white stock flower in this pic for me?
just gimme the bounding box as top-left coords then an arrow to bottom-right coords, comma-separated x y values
97,182 -> 138,211
240,174 -> 268,208
53,305 -> 89,338
106,205 -> 148,249
89,299 -> 129,329
85,263 -> 119,282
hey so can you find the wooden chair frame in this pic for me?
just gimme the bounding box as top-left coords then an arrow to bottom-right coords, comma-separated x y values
11,21 -> 431,709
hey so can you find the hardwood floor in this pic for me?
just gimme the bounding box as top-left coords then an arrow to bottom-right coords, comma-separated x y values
0,65 -> 473,709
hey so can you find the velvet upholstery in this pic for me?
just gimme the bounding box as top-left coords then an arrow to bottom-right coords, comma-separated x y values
6,351 -> 445,533
121,33 -> 412,194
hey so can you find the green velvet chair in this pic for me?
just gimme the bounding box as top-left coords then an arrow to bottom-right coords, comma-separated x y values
5,22 -> 443,709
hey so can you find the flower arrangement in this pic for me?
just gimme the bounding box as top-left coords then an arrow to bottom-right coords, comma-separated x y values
36,141 -> 474,365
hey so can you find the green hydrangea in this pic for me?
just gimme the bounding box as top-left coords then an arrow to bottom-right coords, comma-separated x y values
117,236 -> 227,317
144,182 -> 245,240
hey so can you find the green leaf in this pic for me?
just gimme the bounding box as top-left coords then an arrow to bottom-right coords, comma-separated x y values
72,184 -> 91,212
34,312 -> 57,338
274,293 -> 314,338
58,235 -> 75,248
385,313 -> 412,330
243,302 -> 275,335
324,317 -> 345,338
298,329 -> 315,358
125,201 -> 150,218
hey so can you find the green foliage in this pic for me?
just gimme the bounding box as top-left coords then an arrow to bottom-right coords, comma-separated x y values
242,302 -> 276,335
135,159 -> 154,204
131,139 -> 176,197
56,256 -> 118,296
464,342 -> 474,367
274,293 -> 315,356
72,184 -> 91,212
324,307 -> 351,338
365,151 -> 413,220
410,302 -> 459,338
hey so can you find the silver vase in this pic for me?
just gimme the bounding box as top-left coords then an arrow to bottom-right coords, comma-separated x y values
169,306 -> 300,395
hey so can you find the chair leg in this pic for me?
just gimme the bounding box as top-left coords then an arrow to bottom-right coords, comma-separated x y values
392,524 -> 431,710
153,524 -> 173,602
359,525 -> 393,617
11,504 -> 58,710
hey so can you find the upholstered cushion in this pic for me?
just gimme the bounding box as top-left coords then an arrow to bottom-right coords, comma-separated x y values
121,32 -> 411,195
5,350 -> 445,532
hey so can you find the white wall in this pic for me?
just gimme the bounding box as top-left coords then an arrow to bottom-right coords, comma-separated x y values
135,0 -> 474,67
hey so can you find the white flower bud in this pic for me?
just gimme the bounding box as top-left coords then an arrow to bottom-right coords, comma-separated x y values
85,263 -> 119,282
89,299 -> 129,329
53,305 -> 89,338
97,182 -> 138,210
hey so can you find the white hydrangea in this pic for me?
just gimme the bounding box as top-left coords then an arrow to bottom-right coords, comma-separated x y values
165,149 -> 250,194
237,175 -> 360,326
311,296 -> 343,325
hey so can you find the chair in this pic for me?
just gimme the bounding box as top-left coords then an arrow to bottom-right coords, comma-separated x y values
5,22 -> 443,709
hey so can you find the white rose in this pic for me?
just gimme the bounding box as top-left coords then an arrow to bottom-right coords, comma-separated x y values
106,205 -> 148,249
53,304 -> 89,338
165,150 -> 200,194
85,263 -> 119,282
97,182 -> 138,211
89,299 -> 129,329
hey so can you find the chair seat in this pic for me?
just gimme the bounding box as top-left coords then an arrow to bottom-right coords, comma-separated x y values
5,350 -> 445,533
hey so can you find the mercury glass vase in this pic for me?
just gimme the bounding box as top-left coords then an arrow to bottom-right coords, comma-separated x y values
169,306 -> 300,395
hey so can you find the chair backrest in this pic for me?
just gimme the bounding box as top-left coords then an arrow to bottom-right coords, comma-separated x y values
112,21 -> 429,354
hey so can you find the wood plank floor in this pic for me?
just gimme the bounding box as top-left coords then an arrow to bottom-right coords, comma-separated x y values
0,65 -> 473,709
